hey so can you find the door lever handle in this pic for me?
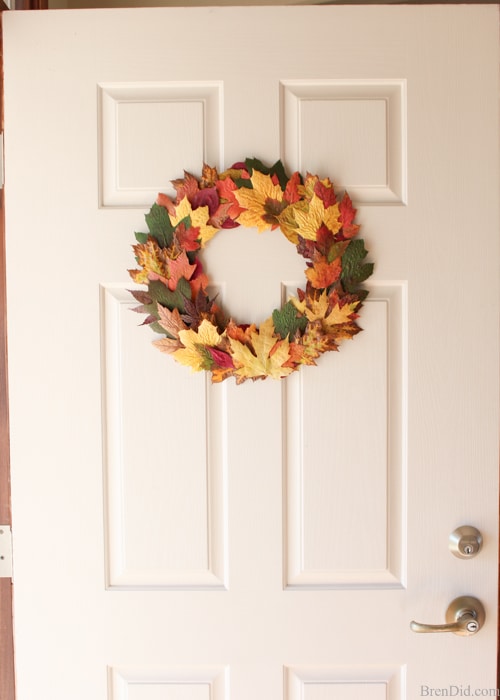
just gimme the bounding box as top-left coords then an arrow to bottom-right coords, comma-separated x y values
410,596 -> 485,636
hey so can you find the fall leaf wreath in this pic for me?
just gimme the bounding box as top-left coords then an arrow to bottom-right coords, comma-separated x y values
129,158 -> 374,384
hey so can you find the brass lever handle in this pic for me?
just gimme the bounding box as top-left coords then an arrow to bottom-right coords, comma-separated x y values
410,596 -> 485,636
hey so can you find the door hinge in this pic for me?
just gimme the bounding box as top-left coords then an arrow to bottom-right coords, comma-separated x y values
0,526 -> 13,578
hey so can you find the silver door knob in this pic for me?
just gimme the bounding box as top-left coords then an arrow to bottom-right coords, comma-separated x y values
449,525 -> 483,558
410,596 -> 485,636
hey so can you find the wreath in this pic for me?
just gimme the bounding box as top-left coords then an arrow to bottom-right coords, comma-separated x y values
128,158 -> 374,384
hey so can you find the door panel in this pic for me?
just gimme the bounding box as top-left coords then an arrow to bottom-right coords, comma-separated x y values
3,6 -> 499,699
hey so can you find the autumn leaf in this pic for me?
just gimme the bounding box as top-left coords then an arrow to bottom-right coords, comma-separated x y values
313,178 -> 337,209
208,201 -> 234,228
157,192 -> 176,217
244,157 -> 289,191
305,256 -> 342,289
171,171 -> 200,203
293,193 -> 341,240
188,259 -> 209,298
272,300 -> 308,339
282,339 -> 311,368
201,163 -> 219,188
163,251 -> 197,291
170,197 -> 219,247
174,222 -> 201,252
339,191 -> 360,239
291,289 -> 359,328
145,203 -> 175,247
226,320 -> 258,345
276,200 -> 308,244
152,336 -> 183,354
284,171 -> 304,204
182,290 -> 220,330
148,277 -> 191,313
300,319 -> 341,360
228,317 -> 294,382
173,319 -> 224,372
291,290 -> 330,322
156,305 -> 188,339
211,365 -> 236,383
234,170 -> 287,231
206,346 -> 234,369
341,239 -> 374,293
129,237 -> 169,285
216,176 -> 245,222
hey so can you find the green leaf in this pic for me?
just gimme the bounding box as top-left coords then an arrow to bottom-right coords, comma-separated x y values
134,231 -> 149,244
233,177 -> 252,189
341,239 -> 374,293
245,157 -> 269,176
244,158 -> 289,191
145,203 -> 175,247
272,300 -> 308,340
150,320 -> 173,336
148,277 -> 192,313
269,160 -> 289,191
327,240 -> 349,264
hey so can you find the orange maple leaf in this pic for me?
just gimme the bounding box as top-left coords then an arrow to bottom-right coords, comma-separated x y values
171,171 -> 200,204
226,320 -> 257,346
156,192 -> 176,216
165,251 -> 197,291
305,256 -> 342,289
216,177 -> 245,221
339,192 -> 360,239
284,171 -> 303,204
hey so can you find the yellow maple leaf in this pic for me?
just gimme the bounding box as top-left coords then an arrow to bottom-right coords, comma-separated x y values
228,317 -> 293,381
291,291 -> 358,328
171,196 -> 219,247
129,237 -> 169,284
174,319 -> 223,372
292,194 -> 341,240
234,170 -> 285,232
291,291 -> 329,322
277,201 -> 308,244
324,301 -> 359,327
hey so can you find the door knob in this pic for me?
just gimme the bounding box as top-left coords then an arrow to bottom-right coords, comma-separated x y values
449,525 -> 483,558
410,596 -> 485,636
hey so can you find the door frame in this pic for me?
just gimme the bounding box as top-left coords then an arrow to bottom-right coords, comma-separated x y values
0,10 -> 15,700
0,7 -> 497,700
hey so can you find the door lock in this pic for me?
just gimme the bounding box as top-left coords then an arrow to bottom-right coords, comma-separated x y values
410,596 -> 485,636
449,526 -> 483,559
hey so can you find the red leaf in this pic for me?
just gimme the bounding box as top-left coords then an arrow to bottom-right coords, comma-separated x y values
156,192 -> 176,216
314,179 -> 337,209
284,171 -> 302,204
171,171 -> 200,204
296,235 -> 316,260
189,259 -> 209,296
216,177 -> 245,220
191,186 -> 219,216
305,256 -> 342,289
207,346 -> 235,369
175,222 -> 201,252
315,225 -> 335,257
338,191 -> 360,239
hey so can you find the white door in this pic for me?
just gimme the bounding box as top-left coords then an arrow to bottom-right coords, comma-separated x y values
3,6 -> 499,700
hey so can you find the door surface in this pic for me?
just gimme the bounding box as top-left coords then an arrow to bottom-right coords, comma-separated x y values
3,6 -> 499,700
